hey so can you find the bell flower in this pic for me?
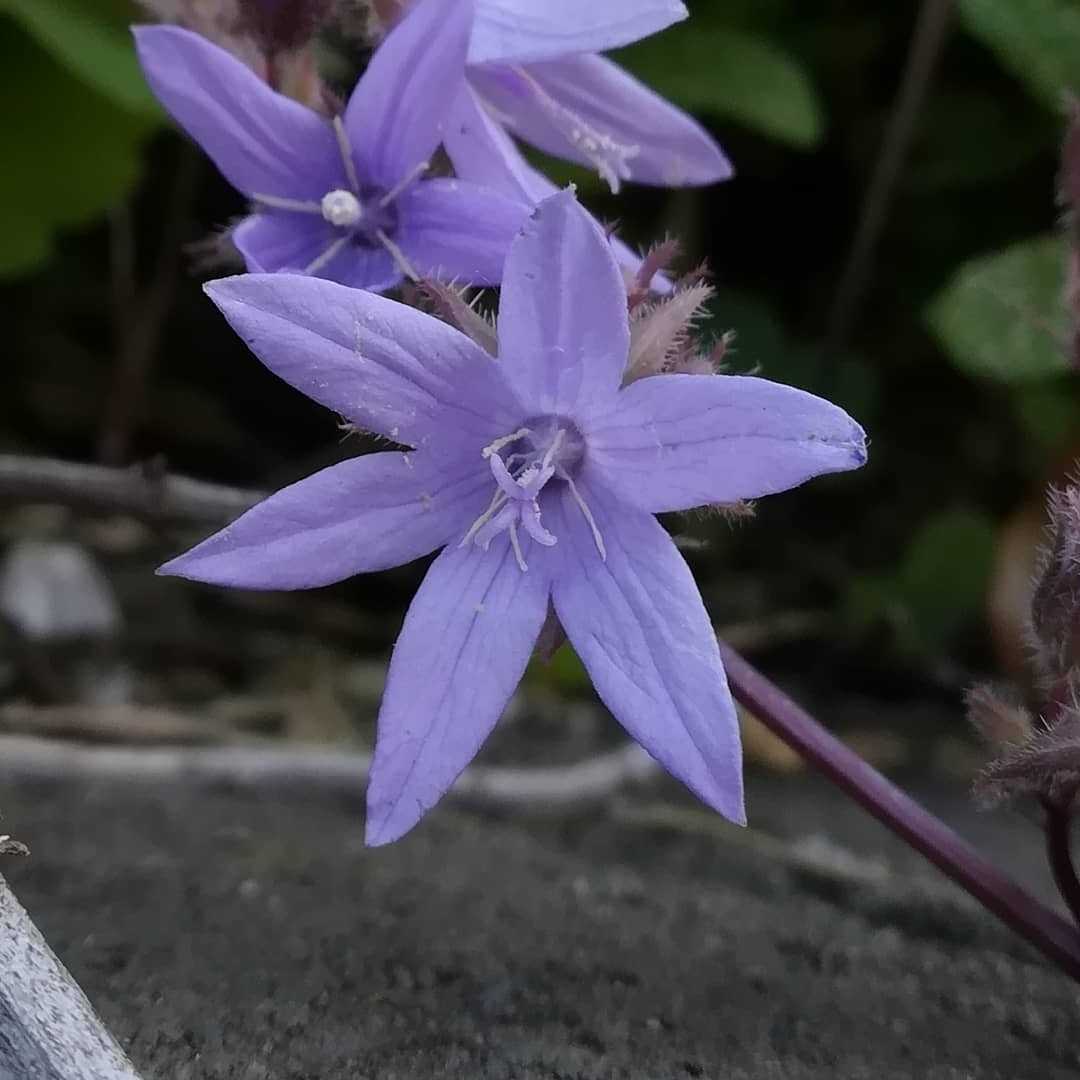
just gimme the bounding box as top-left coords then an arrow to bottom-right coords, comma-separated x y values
160,191 -> 866,845
134,0 -> 530,292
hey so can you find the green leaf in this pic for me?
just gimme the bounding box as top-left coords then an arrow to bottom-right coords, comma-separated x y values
0,18 -> 156,277
897,508 -> 996,651
927,233 -> 1068,382
957,0 -> 1080,111
615,24 -> 825,148
0,0 -> 158,115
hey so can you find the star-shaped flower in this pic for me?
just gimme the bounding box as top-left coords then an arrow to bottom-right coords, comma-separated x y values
134,0 -> 531,292
412,0 -> 733,196
160,190 -> 866,845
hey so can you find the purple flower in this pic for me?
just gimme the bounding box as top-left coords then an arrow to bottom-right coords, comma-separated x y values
444,0 -> 732,196
134,0 -> 530,292
160,190 -> 866,845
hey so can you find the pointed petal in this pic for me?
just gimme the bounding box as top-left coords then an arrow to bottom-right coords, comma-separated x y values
133,25 -> 341,200
547,483 -> 744,823
497,189 -> 629,414
232,213 -> 335,273
469,0 -> 687,64
345,0 -> 472,188
159,451 -> 490,589
471,55 -> 731,189
204,274 -> 524,449
396,178 -> 530,286
584,373 -> 867,513
444,81 -> 552,203
365,542 -> 551,844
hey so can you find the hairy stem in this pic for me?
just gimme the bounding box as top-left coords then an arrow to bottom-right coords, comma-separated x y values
718,641 -> 1080,982
1043,798 -> 1080,928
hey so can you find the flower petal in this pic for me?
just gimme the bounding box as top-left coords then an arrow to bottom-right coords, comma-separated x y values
444,94 -> 673,294
365,542 -> 552,845
469,0 -> 687,64
232,213 -> 335,273
133,25 -> 341,200
204,273 -> 524,449
159,450 -> 490,589
547,482 -> 744,823
583,373 -> 868,513
396,178 -> 530,285
470,55 -> 732,189
345,0 -> 472,189
445,82 -> 552,202
497,189 -> 629,414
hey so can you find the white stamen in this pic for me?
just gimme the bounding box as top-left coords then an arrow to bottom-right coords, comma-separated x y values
459,489 -> 509,548
321,189 -> 363,227
509,521 -> 528,572
563,473 -> 606,561
377,229 -> 420,282
506,67 -> 640,194
482,428 -> 531,459
332,115 -> 362,192
379,160 -> 430,208
251,192 -> 323,214
304,233 -> 351,274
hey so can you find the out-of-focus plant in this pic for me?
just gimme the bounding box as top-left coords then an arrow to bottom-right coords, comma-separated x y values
0,0 -> 161,277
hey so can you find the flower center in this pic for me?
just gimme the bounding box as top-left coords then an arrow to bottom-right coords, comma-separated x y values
249,116 -> 429,278
460,418 -> 605,572
321,189 -> 362,227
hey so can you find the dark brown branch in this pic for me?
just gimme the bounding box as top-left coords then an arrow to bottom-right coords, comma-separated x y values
719,641 -> 1080,982
0,455 -> 264,525
827,0 -> 953,349
99,146 -> 202,465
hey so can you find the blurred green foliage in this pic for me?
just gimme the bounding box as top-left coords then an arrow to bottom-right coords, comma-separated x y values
928,234 -> 1068,382
0,0 -> 159,276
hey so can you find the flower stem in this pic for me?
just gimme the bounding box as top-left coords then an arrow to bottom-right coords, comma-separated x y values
717,641 -> 1080,982
1043,798 -> 1080,928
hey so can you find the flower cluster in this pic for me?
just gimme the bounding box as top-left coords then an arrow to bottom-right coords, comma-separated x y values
137,0 -> 868,843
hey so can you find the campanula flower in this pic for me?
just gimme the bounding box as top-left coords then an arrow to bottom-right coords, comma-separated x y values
399,0 -> 733,195
134,0 -> 530,292
160,191 -> 866,845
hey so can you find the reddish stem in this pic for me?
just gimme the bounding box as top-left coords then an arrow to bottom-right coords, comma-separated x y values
1043,798 -> 1080,928
718,641 -> 1080,981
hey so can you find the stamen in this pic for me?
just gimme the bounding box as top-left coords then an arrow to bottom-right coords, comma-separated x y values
378,160 -> 430,208
509,521 -> 528,572
508,67 -> 640,194
332,115 -> 362,192
377,229 -> 420,282
482,428 -> 531,459
459,490 -> 509,548
303,233 -> 351,275
251,192 -> 324,214
563,473 -> 606,561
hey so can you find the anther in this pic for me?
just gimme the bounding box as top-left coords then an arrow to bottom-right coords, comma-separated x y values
321,190 -> 363,227
482,428 -> 530,459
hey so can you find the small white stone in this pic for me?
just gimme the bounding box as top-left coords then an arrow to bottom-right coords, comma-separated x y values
321,189 -> 362,227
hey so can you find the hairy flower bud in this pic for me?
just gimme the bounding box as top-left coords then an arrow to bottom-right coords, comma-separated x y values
1030,483 -> 1080,682
974,709 -> 1080,808
965,683 -> 1034,747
